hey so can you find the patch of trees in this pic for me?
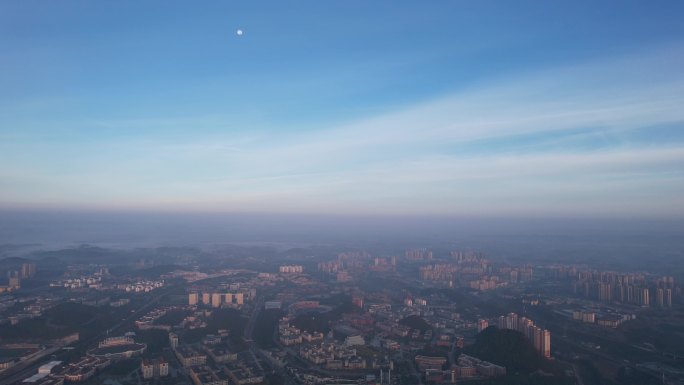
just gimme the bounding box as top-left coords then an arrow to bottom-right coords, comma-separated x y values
399,315 -> 432,332
465,326 -> 541,375
292,312 -> 329,333
254,309 -> 286,348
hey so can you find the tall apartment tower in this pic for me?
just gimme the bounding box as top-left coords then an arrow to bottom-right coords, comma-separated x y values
641,288 -> 650,307
211,293 -> 222,308
20,263 -> 36,279
188,292 -> 199,306
8,272 -> 20,289
664,289 -> 673,307
542,330 -> 551,358
169,333 -> 178,349
477,319 -> 489,333
533,326 -> 542,353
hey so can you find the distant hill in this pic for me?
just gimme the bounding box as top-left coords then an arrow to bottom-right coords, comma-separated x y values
0,256 -> 33,278
282,248 -> 311,257
0,256 -> 31,267
38,256 -> 63,265
464,326 -> 542,375
132,264 -> 189,278
30,245 -> 125,264
0,244 -> 42,258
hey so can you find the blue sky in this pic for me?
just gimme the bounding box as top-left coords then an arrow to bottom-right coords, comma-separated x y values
1,1 -> 683,217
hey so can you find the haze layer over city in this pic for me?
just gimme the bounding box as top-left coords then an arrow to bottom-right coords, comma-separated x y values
1,2 -> 683,385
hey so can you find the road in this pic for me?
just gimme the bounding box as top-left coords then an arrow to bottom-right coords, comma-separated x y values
244,296 -> 266,342
571,363 -> 585,385
242,295 -> 302,385
0,346 -> 61,385
405,352 -> 425,385
253,348 -> 300,385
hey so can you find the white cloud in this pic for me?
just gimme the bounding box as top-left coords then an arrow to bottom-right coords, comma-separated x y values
2,45 -> 684,216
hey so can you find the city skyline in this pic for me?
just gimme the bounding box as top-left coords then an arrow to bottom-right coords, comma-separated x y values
2,1 -> 684,217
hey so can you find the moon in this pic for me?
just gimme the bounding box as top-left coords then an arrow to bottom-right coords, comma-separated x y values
236,29 -> 243,36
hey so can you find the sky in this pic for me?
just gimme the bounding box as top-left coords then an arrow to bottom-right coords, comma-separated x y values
1,1 -> 684,218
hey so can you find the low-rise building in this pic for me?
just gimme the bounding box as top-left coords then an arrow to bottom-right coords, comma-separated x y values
141,358 -> 169,379
457,354 -> 505,378
344,335 -> 365,347
415,355 -> 447,371
176,346 -> 207,367
189,365 -> 231,385
0,359 -> 17,371
206,347 -> 237,363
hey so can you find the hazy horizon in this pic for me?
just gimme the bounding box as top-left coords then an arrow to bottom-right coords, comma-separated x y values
2,210 -> 683,273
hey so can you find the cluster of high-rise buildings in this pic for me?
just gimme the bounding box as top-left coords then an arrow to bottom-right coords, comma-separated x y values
419,257 -> 533,292
188,291 -> 249,307
368,256 -> 396,272
419,260 -> 490,284
419,264 -> 461,283
279,265 -> 304,273
316,250 -> 401,280
572,272 -> 677,307
186,281 -> 257,308
20,262 -> 37,278
315,252 -> 401,278
499,266 -> 534,283
317,260 -> 341,273
406,248 -> 433,261
1,263 -> 36,292
481,313 -> 551,358
318,251 -> 372,274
